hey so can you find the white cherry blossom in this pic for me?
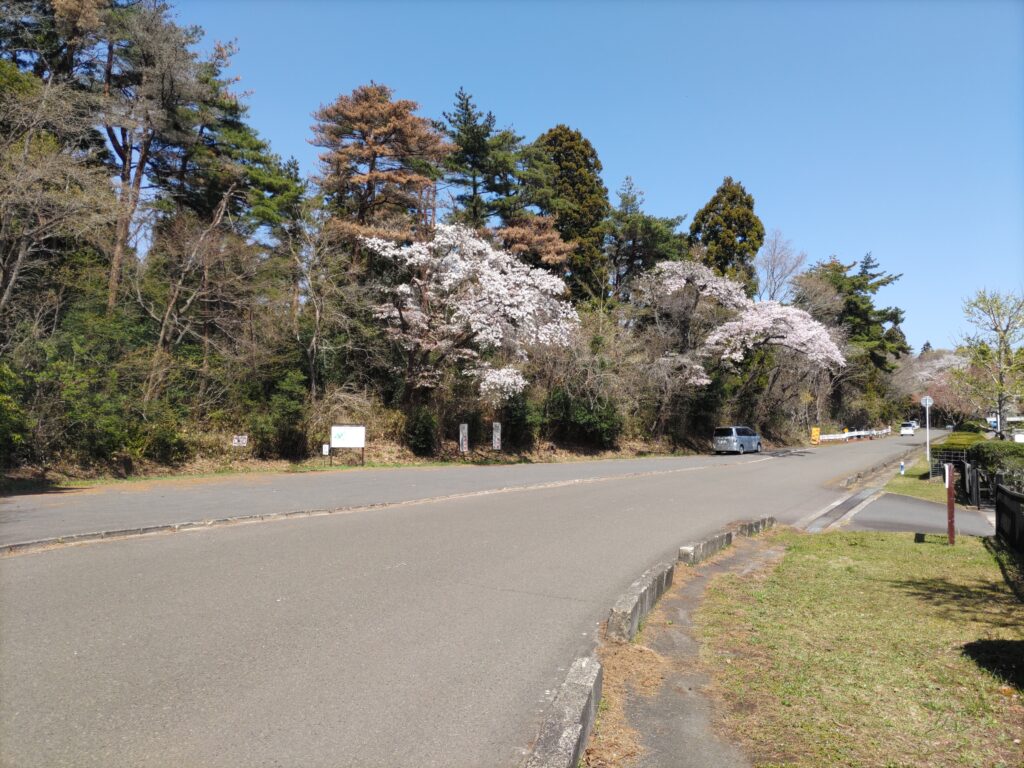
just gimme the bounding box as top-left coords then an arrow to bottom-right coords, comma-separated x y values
363,225 -> 579,400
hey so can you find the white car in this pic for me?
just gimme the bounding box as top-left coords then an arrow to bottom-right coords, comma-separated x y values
899,422 -> 915,436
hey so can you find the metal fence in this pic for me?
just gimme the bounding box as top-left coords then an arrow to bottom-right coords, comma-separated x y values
996,483 -> 1024,552
930,449 -> 968,478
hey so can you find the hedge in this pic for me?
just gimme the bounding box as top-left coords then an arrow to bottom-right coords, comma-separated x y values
968,441 -> 1024,490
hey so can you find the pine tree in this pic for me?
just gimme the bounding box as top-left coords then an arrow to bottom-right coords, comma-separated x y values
311,83 -> 449,238
603,178 -> 686,299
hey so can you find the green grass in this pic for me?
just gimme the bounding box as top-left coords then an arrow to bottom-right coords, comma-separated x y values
884,454 -> 950,504
696,530 -> 1024,768
884,431 -> 993,505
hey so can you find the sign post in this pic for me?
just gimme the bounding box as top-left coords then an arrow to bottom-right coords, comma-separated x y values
492,422 -> 501,451
945,462 -> 955,546
459,423 -> 469,454
330,425 -> 367,466
921,395 -> 933,468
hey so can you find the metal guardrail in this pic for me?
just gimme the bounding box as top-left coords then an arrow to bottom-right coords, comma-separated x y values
817,427 -> 892,443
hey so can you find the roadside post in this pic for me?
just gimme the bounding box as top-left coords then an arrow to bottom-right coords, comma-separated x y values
322,443 -> 330,466
945,462 -> 955,546
900,460 -> 905,476
921,395 -> 933,468
492,422 -> 501,451
459,423 -> 469,454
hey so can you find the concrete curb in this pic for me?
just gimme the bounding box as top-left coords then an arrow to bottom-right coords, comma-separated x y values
606,561 -> 675,642
678,515 -> 775,567
522,515 -> 776,768
524,655 -> 603,768
838,446 -> 919,489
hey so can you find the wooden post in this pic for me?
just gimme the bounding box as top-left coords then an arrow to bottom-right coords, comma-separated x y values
946,463 -> 955,546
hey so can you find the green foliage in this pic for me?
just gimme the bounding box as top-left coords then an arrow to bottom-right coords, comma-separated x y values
249,370 -> 308,460
800,254 -> 910,371
604,178 -> 686,299
954,420 -> 987,433
689,176 -> 764,296
530,125 -> 610,301
437,87 -> 515,229
0,362 -> 28,466
405,406 -> 439,457
499,393 -> 541,450
968,441 -> 1024,487
544,389 -> 622,449
939,431 -> 988,450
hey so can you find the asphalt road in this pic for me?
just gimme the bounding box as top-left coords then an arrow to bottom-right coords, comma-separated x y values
0,435 -> 931,767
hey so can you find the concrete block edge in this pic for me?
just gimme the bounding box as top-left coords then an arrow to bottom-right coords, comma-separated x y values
522,514 -> 775,767
524,654 -> 602,768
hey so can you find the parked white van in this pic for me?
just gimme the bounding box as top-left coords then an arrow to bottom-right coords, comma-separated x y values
713,426 -> 762,454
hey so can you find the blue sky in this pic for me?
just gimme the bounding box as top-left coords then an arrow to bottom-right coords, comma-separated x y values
176,0 -> 1024,351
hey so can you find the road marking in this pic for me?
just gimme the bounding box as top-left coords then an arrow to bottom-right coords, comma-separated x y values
2,456 -> 782,556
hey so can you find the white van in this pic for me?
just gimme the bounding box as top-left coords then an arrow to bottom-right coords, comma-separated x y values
713,426 -> 762,454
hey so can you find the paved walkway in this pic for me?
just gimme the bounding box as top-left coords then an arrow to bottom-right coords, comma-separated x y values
841,492 -> 994,537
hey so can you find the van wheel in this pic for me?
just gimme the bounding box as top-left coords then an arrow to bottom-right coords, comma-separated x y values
738,445 -> 745,455
755,442 -> 761,453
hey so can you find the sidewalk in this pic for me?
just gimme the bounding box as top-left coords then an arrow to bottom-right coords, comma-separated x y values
585,539 -> 783,768
841,492 -> 994,537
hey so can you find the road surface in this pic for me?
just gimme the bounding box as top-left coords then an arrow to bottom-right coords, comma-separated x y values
0,435 -> 929,767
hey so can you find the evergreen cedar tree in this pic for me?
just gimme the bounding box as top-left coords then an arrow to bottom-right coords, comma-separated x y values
688,176 -> 765,297
531,125 -> 610,302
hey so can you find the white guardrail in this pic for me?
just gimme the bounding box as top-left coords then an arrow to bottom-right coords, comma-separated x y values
817,427 -> 892,443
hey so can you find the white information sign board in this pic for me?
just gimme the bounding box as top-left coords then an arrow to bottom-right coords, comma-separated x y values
330,425 -> 366,449
231,434 -> 248,448
459,423 -> 469,453
322,443 -> 330,456
492,422 -> 502,451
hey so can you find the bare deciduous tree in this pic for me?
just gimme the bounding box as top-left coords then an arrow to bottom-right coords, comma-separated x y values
755,229 -> 805,302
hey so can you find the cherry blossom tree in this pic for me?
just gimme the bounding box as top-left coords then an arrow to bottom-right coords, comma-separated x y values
361,224 -> 578,404
634,258 -> 845,387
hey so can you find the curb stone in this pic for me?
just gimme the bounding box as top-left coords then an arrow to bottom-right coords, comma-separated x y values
838,446 -> 918,489
525,655 -> 603,768
606,562 -> 675,643
522,515 -> 776,768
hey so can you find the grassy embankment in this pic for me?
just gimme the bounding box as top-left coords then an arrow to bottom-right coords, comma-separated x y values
697,529 -> 1023,767
884,430 -> 989,505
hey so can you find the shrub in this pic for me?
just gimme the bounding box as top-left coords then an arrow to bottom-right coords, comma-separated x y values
405,407 -> 439,456
941,431 -> 989,451
249,370 -> 309,460
500,393 -> 541,450
968,441 -> 1024,490
0,363 -> 28,467
544,389 -> 623,449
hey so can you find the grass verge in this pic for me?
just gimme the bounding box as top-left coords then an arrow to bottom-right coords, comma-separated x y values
885,454 -> 959,505
697,529 -> 1023,767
